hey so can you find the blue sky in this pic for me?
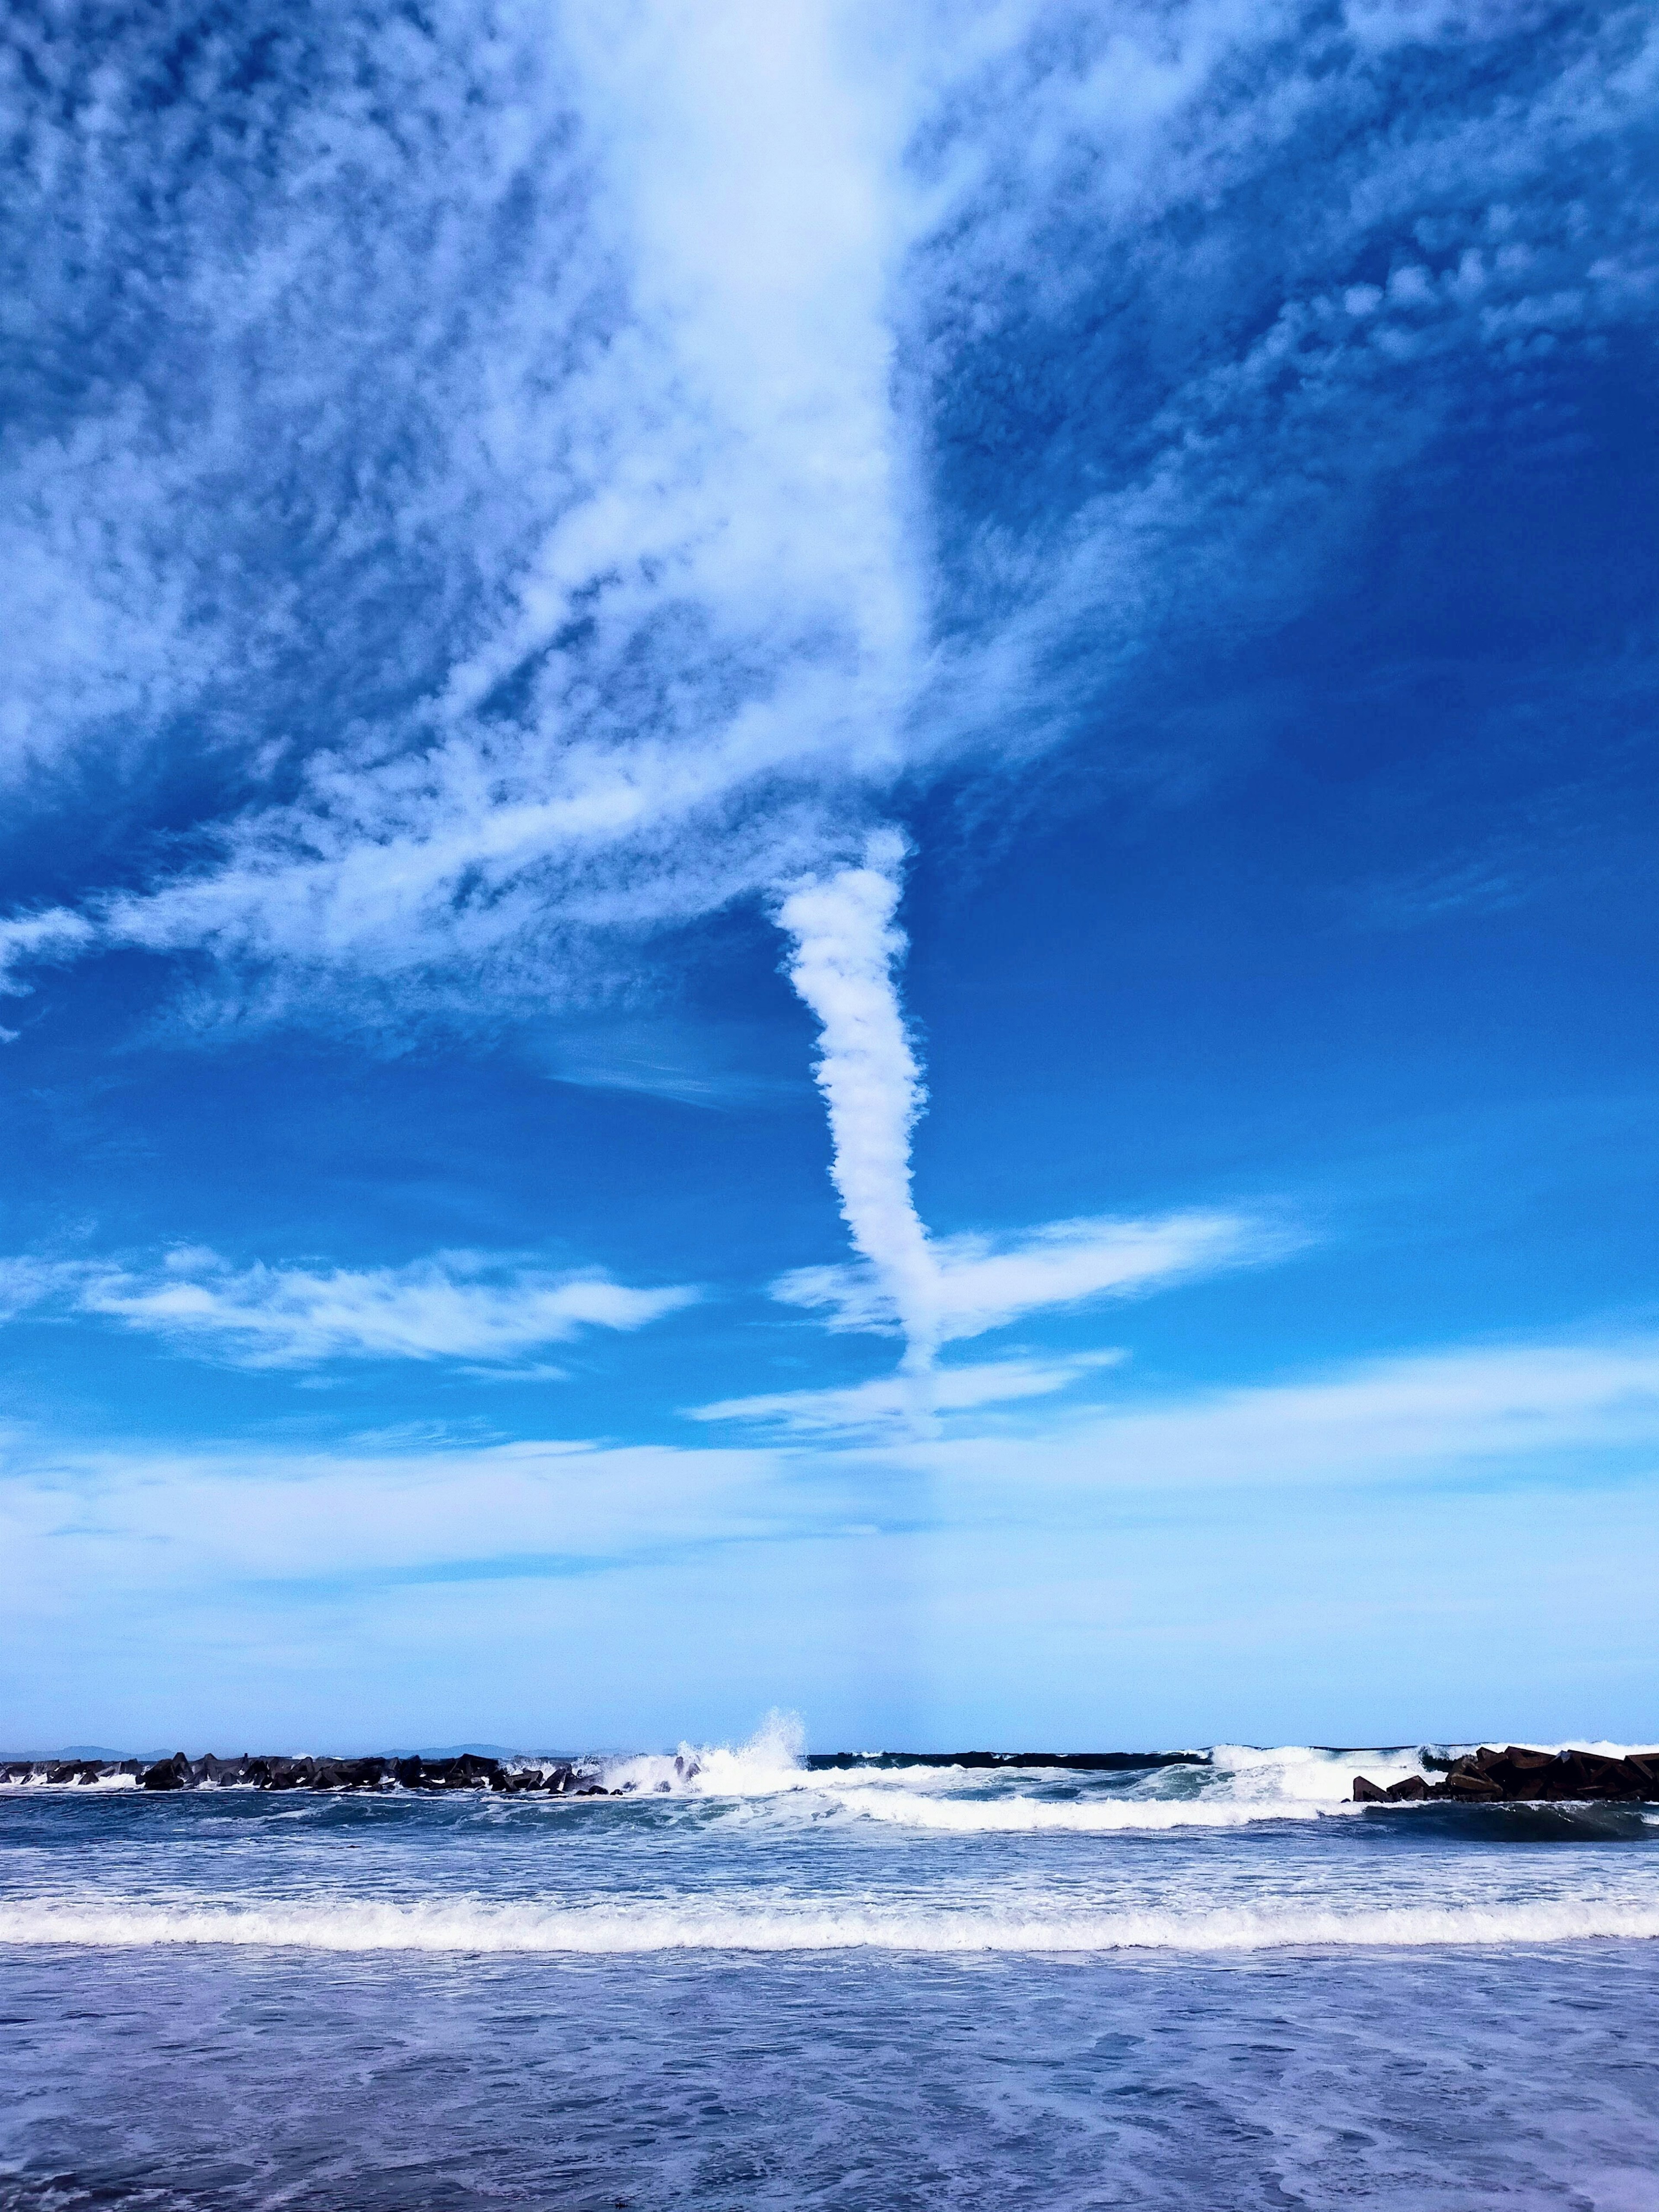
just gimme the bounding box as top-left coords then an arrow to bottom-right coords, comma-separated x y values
2,0 -> 1656,1751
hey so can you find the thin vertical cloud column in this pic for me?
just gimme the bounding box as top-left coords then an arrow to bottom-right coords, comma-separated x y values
779,833 -> 941,1372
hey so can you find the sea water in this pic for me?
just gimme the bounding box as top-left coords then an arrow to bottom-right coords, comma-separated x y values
3,1723 -> 1657,2210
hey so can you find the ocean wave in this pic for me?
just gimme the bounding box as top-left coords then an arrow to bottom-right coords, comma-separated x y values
613,1729 -> 1436,1828
0,1770 -> 138,1790
597,1710 -> 814,1799
10,1733 -> 1657,1811
595,1723 -> 1407,1814
2,1896 -> 1656,1955
640,1735 -> 1659,1829
824,1788 -> 1363,1832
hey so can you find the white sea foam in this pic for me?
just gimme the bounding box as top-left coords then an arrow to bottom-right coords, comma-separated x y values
2,1896 -> 1656,1955
687,1735 -> 1432,1831
1,1769 -> 138,1789
588,1732 -> 1659,1833
596,1725 -> 1416,1820
826,1788 -> 1364,1833
842,1744 -> 1428,1830
8,1737 -> 1656,1812
599,1709 -> 816,1797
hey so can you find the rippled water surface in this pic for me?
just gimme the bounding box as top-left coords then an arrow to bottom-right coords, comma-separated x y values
3,1734 -> 1657,2209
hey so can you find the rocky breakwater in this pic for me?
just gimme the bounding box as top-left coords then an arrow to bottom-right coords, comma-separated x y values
1,1752 -> 610,1794
1352,1745 -> 1659,1803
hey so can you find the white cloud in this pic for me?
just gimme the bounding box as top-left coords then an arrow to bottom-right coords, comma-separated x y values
7,1366 -> 1657,1750
903,0 -> 1659,765
0,1 -> 1652,1373
774,1209 -> 1290,1348
0,1431 -> 793,1600
3,1333 -> 1656,1616
774,833 -> 1296,1370
895,1334 -> 1659,1494
1,0 -> 1651,1022
0,1249 -> 695,1369
692,1349 -> 1126,1438
0,0 -> 930,1021
4,1322 -> 1656,1752
776,834 -> 941,1366
0,1256 -> 83,1323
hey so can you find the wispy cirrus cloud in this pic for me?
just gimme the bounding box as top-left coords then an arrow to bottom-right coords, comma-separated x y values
911,0 -> 1659,774
0,1249 -> 696,1370
893,1334 -> 1659,1493
692,1349 -> 1127,1439
8,1326 -> 1657,1744
774,833 -> 1300,1371
1,0 -> 1652,1028
0,0 -> 929,1027
0,1256 -> 81,1324
3,1332 -> 1656,1608
773,1208 -> 1291,1350
0,0 -> 1651,1380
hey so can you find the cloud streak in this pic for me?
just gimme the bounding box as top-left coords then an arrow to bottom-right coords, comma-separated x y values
4,1332 -> 1657,1611
692,1349 -> 1127,1439
775,833 -> 1296,1373
0,1249 -> 696,1370
0,0 -> 929,1028
892,1334 -> 1659,1495
1,0 -> 1650,1026
0,0 -> 1652,1392
777,834 -> 941,1368
8,1328 -> 1657,1748
774,1207 -> 1292,1351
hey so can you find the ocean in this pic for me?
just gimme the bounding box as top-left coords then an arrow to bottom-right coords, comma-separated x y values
3,1723 -> 1657,2211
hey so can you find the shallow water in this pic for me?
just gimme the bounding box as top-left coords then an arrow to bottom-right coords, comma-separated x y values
3,1734 -> 1657,2209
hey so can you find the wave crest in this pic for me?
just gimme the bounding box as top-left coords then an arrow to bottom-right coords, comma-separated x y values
598,1709 -> 810,1798
3,1897 -> 1656,1955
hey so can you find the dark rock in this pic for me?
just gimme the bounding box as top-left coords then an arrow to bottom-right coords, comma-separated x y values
1354,1745 -> 1659,1805
309,1758 -> 388,1790
259,1757 -> 316,1790
140,1754 -> 190,1791
411,1752 -> 502,1789
1351,1775 -> 1388,1802
1384,1775 -> 1429,1800
1503,1745 -> 1556,1771
193,1754 -> 248,1786
1446,1770 -> 1503,1797
1553,1749 -> 1630,1799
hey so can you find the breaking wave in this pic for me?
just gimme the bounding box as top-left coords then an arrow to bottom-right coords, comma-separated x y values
598,1710 -> 814,1797
600,1730 -> 1438,1830
831,1790 -> 1353,1833
3,1896 -> 1656,1955
10,1729 -> 1659,1838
